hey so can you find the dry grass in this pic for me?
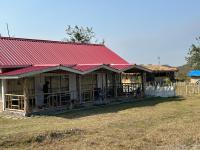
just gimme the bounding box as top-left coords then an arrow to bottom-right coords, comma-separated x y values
1,96 -> 200,150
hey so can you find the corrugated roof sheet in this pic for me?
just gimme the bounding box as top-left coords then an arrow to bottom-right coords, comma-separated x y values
2,66 -> 52,76
0,37 -> 128,66
0,64 -> 141,77
71,64 -> 102,71
188,70 -> 200,77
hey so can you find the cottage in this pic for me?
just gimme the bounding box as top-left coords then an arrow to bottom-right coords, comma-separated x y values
141,64 -> 178,83
0,37 -> 149,116
188,70 -> 200,84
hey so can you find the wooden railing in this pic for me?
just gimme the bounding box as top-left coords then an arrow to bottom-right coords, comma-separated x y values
81,83 -> 143,102
116,83 -> 142,97
28,90 -> 78,109
46,91 -> 77,107
174,82 -> 200,96
4,83 -> 143,111
5,90 -> 78,111
5,94 -> 25,111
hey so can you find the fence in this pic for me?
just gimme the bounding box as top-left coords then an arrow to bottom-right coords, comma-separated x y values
145,82 -> 200,97
175,82 -> 200,96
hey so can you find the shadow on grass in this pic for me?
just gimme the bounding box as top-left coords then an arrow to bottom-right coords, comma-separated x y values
56,96 -> 185,119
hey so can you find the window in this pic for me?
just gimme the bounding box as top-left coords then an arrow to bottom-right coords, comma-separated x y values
107,74 -> 114,87
81,74 -> 97,90
81,74 -> 97,102
60,75 -> 69,91
45,75 -> 69,93
7,79 -> 23,94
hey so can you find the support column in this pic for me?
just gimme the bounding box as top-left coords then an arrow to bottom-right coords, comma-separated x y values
23,78 -> 29,115
2,79 -> 7,111
102,73 -> 106,101
114,73 -> 118,97
141,72 -> 146,96
76,75 -> 82,103
69,74 -> 77,99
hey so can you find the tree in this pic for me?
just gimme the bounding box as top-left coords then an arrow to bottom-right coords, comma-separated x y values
186,37 -> 200,69
64,25 -> 105,44
176,64 -> 193,81
65,25 -> 94,43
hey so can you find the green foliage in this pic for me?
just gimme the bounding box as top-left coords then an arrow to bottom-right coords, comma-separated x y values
185,37 -> 200,69
176,64 -> 193,81
163,78 -> 171,85
65,25 -> 105,44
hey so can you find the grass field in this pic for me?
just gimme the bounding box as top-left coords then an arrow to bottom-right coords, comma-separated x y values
1,96 -> 200,150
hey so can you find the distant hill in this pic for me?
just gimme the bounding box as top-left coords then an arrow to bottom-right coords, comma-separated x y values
176,64 -> 193,81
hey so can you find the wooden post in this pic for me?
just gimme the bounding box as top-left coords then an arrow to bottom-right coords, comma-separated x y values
23,78 -> 29,115
1,79 -> 6,111
102,73 -> 106,101
142,72 -> 146,96
186,85 -> 187,96
77,75 -> 82,104
114,73 -> 118,97
105,73 -> 108,100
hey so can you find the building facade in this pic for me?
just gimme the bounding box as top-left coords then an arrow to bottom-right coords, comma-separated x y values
0,37 -> 149,115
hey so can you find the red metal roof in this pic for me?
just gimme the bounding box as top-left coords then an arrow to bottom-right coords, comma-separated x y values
0,37 -> 129,66
0,65 -> 103,77
0,64 -> 153,78
0,64 -> 138,77
71,64 -> 102,72
2,66 -> 52,76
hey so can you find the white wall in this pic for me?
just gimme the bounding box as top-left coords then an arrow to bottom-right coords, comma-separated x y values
145,84 -> 176,97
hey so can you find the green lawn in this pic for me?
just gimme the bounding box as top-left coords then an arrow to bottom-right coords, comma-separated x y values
1,96 -> 200,150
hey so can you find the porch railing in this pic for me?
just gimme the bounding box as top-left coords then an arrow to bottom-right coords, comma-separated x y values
4,83 -> 143,112
28,90 -> 78,110
4,90 -> 78,111
5,94 -> 25,111
81,83 -> 143,102
46,90 -> 77,107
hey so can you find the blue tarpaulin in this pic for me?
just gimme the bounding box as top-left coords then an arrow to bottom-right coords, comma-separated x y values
188,70 -> 200,77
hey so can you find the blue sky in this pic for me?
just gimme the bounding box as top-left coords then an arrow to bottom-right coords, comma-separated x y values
1,0 -> 200,66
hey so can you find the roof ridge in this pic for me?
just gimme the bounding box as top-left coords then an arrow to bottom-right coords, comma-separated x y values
0,36 -> 104,46
110,64 -> 132,65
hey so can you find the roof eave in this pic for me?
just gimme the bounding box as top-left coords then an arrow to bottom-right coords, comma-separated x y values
81,65 -> 120,75
0,65 -> 120,79
121,65 -> 153,73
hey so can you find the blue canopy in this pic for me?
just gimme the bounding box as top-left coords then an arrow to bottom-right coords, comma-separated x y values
188,70 -> 200,77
